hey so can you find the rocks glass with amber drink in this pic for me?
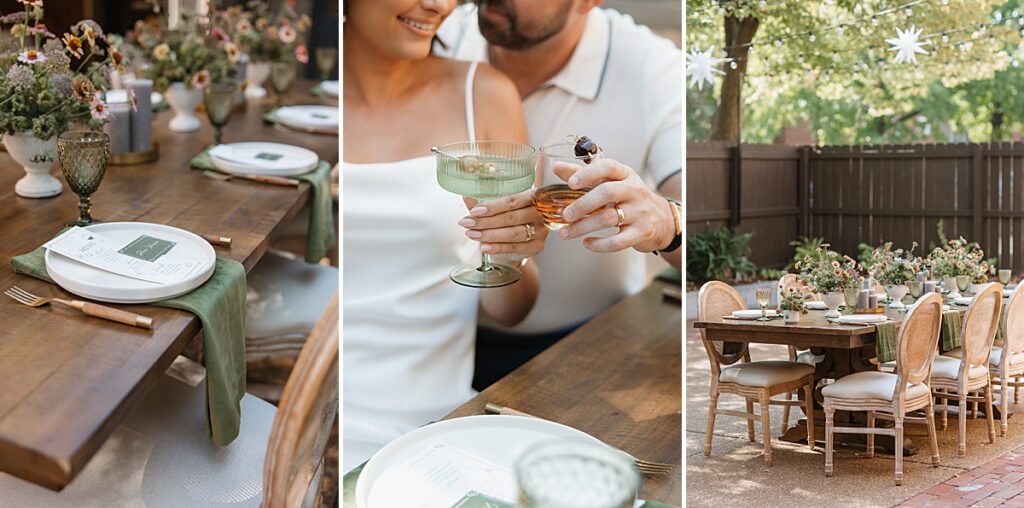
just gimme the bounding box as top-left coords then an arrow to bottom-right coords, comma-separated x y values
533,138 -> 602,231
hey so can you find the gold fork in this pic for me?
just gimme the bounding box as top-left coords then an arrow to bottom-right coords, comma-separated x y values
483,403 -> 675,476
5,286 -> 154,329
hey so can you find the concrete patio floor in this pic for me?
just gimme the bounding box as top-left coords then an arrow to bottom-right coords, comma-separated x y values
686,326 -> 1024,507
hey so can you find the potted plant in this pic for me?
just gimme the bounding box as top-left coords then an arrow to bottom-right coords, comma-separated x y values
0,4 -> 117,198
869,242 -> 920,309
795,243 -> 860,318
779,287 -> 808,324
219,1 -> 310,100
127,6 -> 231,132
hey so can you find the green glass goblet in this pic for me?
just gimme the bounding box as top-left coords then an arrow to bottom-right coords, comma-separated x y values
204,81 -> 237,145
57,131 -> 110,227
270,61 -> 297,108
314,47 -> 337,81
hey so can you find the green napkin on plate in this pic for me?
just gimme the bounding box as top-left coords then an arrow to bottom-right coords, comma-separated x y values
11,245 -> 247,446
191,148 -> 336,263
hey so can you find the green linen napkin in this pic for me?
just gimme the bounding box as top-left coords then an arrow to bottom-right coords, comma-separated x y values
875,320 -> 899,364
11,246 -> 247,446
941,310 -> 963,352
190,148 -> 336,263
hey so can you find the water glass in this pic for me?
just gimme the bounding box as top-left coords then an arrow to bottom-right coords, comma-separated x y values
1000,269 -> 1012,285
270,61 -> 297,107
516,439 -> 639,508
57,131 -> 110,226
908,281 -> 924,299
204,81 -> 236,144
756,287 -> 772,321
314,46 -> 337,81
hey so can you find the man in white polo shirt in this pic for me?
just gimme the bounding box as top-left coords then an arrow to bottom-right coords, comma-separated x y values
437,0 -> 682,389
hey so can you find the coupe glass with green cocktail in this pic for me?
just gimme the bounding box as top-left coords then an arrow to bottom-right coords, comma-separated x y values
433,141 -> 536,288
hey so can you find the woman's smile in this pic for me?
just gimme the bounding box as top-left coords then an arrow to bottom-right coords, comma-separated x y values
397,15 -> 439,36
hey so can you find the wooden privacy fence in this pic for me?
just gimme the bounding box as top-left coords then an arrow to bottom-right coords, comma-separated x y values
687,142 -> 1024,272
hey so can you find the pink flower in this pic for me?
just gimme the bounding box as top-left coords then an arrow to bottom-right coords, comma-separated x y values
17,49 -> 46,64
295,44 -> 308,64
279,24 -> 297,44
90,94 -> 110,120
211,26 -> 229,44
191,70 -> 211,89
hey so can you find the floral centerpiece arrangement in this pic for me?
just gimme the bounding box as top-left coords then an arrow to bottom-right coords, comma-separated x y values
0,0 -> 120,198
926,237 -> 988,298
778,286 -> 809,323
218,0 -> 310,99
867,242 -> 920,308
795,244 -> 861,318
126,3 -> 232,132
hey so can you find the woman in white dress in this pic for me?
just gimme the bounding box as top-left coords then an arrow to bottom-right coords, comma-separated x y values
342,0 -> 548,470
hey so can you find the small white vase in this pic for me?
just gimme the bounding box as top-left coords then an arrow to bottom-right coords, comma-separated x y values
244,61 -> 271,100
3,131 -> 61,198
783,309 -> 801,324
165,82 -> 203,133
822,292 -> 844,319
886,285 -> 909,309
944,276 -> 961,300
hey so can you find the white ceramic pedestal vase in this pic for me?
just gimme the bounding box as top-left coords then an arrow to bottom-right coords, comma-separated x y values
3,132 -> 61,198
822,292 -> 844,319
165,82 -> 203,133
886,285 -> 909,309
244,61 -> 271,100
944,276 -> 961,300
783,309 -> 801,324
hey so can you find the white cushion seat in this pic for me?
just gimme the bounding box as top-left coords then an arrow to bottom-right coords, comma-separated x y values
822,371 -> 930,401
246,251 -> 339,339
931,355 -> 990,380
987,347 -> 1024,367
0,375 -> 276,507
719,361 -> 814,388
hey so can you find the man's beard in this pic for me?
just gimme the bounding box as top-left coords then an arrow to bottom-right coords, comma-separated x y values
475,0 -> 572,50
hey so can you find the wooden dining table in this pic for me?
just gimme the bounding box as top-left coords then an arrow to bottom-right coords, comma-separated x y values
0,81 -> 337,490
445,279 -> 683,505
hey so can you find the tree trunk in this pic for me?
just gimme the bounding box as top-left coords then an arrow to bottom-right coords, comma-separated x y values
992,101 -> 1004,141
711,15 -> 759,141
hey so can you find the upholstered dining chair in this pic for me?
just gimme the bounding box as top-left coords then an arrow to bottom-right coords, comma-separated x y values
985,283 -> 1024,437
778,274 -> 823,432
699,281 -> 816,465
0,292 -> 340,508
822,292 -> 944,486
930,282 -> 1001,457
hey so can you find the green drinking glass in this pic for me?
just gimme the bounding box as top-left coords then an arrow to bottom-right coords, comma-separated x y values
204,81 -> 237,145
433,141 -> 536,288
516,439 -> 639,508
57,131 -> 109,227
314,47 -> 337,81
270,61 -> 297,107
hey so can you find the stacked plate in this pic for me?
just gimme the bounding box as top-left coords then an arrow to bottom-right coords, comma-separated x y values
355,415 -> 603,508
276,105 -> 338,131
731,309 -> 777,320
319,80 -> 339,97
44,222 -> 215,304
836,314 -> 888,324
209,142 -> 319,177
953,296 -> 974,306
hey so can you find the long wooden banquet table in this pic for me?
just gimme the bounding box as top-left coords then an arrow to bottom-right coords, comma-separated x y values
444,279 -> 683,505
0,82 -> 337,490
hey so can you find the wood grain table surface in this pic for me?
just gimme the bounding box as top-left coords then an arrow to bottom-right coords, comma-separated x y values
0,81 -> 337,490
444,280 -> 683,505
692,312 -> 880,349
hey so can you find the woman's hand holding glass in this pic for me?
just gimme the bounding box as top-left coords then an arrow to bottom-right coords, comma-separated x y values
460,188 -> 548,264
553,159 -> 676,253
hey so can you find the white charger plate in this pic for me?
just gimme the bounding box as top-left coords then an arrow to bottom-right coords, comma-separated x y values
209,142 -> 319,176
837,314 -> 889,324
320,80 -> 339,96
731,309 -> 778,319
276,105 -> 338,130
954,296 -> 974,306
45,222 -> 215,304
356,415 -> 603,508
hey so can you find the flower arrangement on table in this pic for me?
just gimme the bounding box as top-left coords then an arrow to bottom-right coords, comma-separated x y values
779,287 -> 809,314
926,237 -> 986,280
219,0 -> 311,65
0,0 -> 121,198
794,244 -> 861,294
869,242 -> 920,288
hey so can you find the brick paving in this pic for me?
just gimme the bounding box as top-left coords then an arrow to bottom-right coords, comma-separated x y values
900,449 -> 1024,507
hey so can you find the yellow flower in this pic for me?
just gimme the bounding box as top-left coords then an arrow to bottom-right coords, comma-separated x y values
63,32 -> 83,57
152,43 -> 170,61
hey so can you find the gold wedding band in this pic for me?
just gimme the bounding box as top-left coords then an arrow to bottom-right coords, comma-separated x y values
524,223 -> 536,241
614,205 -> 626,227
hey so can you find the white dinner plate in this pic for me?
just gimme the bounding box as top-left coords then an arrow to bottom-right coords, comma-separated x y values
731,309 -> 778,319
1004,289 -> 1014,298
320,80 -> 339,96
276,105 -> 338,130
355,415 -> 604,508
209,142 -> 319,176
954,296 -> 974,306
837,315 -> 889,324
45,222 -> 215,304
805,301 -> 827,310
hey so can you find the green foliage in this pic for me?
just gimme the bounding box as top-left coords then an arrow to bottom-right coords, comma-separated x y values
858,242 -> 878,270
759,267 -> 784,281
787,236 -> 824,270
687,0 -> 1021,144
686,226 -> 758,286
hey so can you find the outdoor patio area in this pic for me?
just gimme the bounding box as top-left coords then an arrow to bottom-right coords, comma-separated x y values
687,329 -> 1024,507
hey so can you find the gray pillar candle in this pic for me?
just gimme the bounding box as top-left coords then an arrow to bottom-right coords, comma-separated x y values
858,289 -> 870,310
924,281 -> 937,294
869,293 -> 879,309
104,96 -> 132,155
916,272 -> 928,283
126,78 -> 153,152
